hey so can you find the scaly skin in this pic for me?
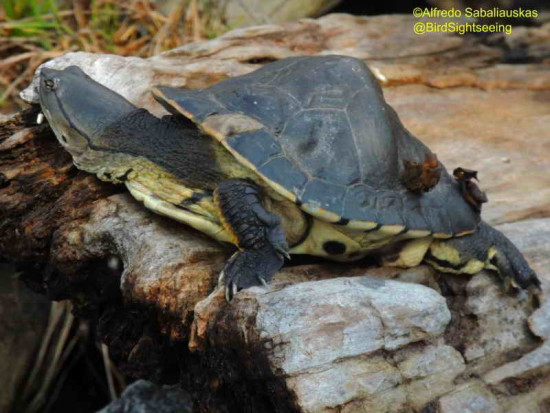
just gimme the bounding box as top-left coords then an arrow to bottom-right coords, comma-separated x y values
37,64 -> 541,298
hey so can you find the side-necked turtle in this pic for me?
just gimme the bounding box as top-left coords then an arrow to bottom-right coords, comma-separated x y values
37,55 -> 540,299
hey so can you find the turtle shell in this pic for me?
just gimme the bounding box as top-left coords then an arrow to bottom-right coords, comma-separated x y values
153,55 -> 479,236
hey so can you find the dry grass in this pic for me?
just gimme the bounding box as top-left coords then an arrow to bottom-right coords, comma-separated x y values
1,0 -> 218,111
15,301 -> 126,412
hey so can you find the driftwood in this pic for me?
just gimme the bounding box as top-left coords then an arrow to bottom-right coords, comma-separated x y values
1,14 -> 550,412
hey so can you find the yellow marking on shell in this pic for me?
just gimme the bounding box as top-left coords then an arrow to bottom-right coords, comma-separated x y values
455,229 -> 476,237
353,228 -> 395,248
171,100 -> 195,120
433,232 -> 453,239
378,225 -> 406,236
201,114 -> 264,139
351,226 -> 433,251
406,229 -> 432,238
200,121 -> 227,142
151,88 -> 196,120
300,203 -> 342,224
290,219 -> 364,261
346,220 -> 379,231
261,176 -> 298,203
383,237 -> 433,268
126,181 -> 232,243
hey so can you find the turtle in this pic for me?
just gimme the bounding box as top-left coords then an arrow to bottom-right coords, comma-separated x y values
37,55 -> 540,300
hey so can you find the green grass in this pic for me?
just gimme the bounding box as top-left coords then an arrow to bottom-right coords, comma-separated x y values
1,0 -> 72,49
3,0 -> 56,20
0,0 -> 233,109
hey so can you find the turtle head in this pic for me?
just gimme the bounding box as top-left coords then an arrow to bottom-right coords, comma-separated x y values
38,65 -> 137,164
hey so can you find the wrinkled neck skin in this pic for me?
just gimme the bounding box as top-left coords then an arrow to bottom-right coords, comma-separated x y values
48,106 -> 225,190
38,66 -> 225,191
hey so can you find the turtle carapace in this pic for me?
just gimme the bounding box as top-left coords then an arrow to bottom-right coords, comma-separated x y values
38,56 -> 540,299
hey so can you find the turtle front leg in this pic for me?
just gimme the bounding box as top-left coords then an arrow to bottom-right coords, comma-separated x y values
214,178 -> 289,300
425,221 -> 540,291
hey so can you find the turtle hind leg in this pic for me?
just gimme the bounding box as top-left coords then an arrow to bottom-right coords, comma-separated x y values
214,178 -> 288,300
425,221 -> 540,291
484,223 -> 541,290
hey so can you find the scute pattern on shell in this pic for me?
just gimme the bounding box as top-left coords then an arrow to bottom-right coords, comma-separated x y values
154,56 -> 479,235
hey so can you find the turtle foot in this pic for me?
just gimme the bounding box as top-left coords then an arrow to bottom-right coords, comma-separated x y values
214,178 -> 289,300
488,233 -> 541,292
220,247 -> 284,301
426,221 -> 541,294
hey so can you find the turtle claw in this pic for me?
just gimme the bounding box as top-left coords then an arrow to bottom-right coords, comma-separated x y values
228,282 -> 238,302
220,248 -> 284,301
274,243 -> 291,261
502,277 -> 541,308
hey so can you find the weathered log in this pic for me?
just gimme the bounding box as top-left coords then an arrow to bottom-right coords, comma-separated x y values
1,14 -> 549,412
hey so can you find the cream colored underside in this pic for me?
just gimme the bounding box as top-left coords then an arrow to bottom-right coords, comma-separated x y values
73,141 -> 486,274
124,172 -> 495,276
126,180 -> 232,243
73,148 -> 231,243
116,156 -> 438,261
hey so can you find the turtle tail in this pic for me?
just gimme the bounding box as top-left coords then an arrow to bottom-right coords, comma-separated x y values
424,221 -> 541,292
481,222 -> 541,290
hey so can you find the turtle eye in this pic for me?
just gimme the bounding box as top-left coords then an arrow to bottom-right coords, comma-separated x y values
43,78 -> 58,91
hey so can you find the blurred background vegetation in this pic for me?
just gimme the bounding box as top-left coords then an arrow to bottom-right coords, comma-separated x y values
2,0 -> 545,111
0,0 -> 219,111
